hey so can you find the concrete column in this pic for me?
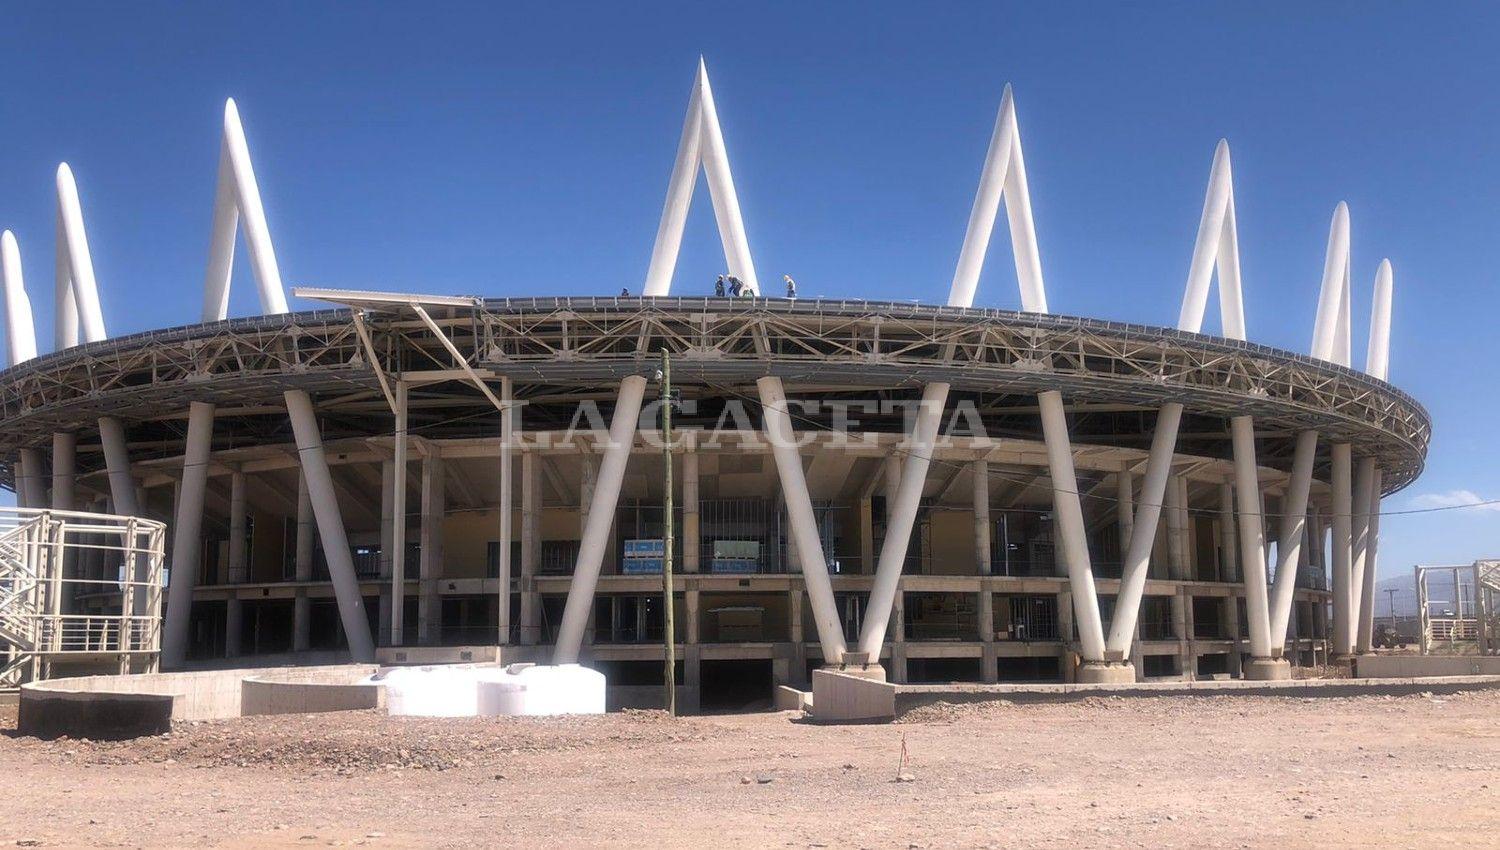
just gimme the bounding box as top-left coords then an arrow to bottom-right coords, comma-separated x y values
161,401 -> 216,668
225,595 -> 243,657
375,460 -> 394,646
390,381 -> 408,646
293,471 -> 313,652
1268,429 -> 1317,650
1037,391 -> 1107,665
972,459 -> 991,575
685,588 -> 700,644
284,389 -> 376,663
51,432 -> 76,511
883,454 -> 901,523
1057,589 -> 1075,680
1173,589 -> 1191,678
578,454 -> 597,538
788,588 -> 804,642
1219,482 -> 1238,583
1348,457 -> 1375,649
1224,593 -> 1243,677
683,446 -> 700,573
1116,467 -> 1134,559
418,452 -> 445,645
1163,474 -> 1186,580
228,468 -> 247,584
889,590 -> 907,683
17,448 -> 46,509
1330,443 -> 1354,659
1356,476 -> 1383,653
1177,477 -> 1194,579
521,449 -> 540,645
498,376 -> 514,646
977,589 -> 993,642
1230,416 -> 1280,677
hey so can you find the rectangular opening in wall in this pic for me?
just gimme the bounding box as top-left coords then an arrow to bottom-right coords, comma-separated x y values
904,592 -> 977,641
995,655 -> 1062,682
1192,597 -> 1225,639
1142,654 -> 1180,678
1195,652 -> 1231,677
698,659 -> 772,713
995,594 -> 1059,641
1140,596 -> 1175,641
906,657 -> 982,683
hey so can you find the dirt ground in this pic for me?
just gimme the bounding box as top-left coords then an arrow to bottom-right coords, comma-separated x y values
1,690 -> 1497,849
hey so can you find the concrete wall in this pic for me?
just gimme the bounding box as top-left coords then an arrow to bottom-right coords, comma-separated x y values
241,668 -> 384,716
17,663 -> 378,739
1354,654 -> 1500,678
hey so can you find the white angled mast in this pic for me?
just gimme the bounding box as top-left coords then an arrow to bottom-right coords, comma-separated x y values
203,98 -> 291,321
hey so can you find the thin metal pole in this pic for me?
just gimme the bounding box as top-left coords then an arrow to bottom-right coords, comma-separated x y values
661,349 -> 676,717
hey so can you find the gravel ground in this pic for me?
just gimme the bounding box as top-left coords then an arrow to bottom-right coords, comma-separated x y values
1,690 -> 1497,848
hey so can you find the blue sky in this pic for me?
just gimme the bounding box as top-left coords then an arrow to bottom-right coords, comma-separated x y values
2,2 -> 1498,579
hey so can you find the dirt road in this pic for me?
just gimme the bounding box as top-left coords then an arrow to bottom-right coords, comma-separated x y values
2,691 -> 1496,848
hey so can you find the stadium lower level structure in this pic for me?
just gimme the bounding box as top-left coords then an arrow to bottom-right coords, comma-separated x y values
0,296 -> 1428,710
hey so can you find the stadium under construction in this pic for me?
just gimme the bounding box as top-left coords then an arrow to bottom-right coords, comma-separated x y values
0,63 -> 1427,711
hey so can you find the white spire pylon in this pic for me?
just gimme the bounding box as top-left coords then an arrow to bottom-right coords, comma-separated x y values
642,59 -> 759,296
1310,203 -> 1352,365
1,231 -> 39,366
946,83 -> 1046,312
1366,259 -> 1393,380
1176,140 -> 1246,339
202,98 -> 290,321
55,163 -> 108,346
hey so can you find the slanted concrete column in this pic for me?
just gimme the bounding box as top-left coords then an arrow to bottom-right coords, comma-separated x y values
578,454 -> 597,537
858,497 -> 874,574
883,454 -> 900,522
1116,467 -> 1134,558
161,402 -> 216,668
283,389 -> 376,663
683,445 -> 700,573
293,471 -> 313,652
228,468 -> 248,584
418,452 -> 445,645
972,459 -> 991,574
520,450 -> 540,645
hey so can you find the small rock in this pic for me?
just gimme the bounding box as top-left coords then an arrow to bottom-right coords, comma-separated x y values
740,776 -> 752,785
895,772 -> 916,783
365,833 -> 384,839
756,774 -> 775,784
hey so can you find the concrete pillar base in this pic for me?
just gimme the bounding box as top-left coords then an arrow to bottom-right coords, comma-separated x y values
825,662 -> 886,682
1076,662 -> 1136,684
1242,657 -> 1292,681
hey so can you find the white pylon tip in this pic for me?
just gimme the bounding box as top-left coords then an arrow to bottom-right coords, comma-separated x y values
56,161 -> 74,187
1,229 -> 14,248
1333,200 -> 1349,223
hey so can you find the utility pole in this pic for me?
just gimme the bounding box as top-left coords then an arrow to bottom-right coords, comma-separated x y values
660,348 -> 676,717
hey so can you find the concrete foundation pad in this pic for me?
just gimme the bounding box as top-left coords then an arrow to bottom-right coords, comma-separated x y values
1076,662 -> 1136,684
1243,658 -> 1293,681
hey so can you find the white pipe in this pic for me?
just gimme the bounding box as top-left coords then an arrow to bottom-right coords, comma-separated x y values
642,70 -> 706,297
55,164 -> 107,343
857,381 -> 948,659
1329,443 -> 1353,657
1,231 -> 38,365
284,389 -> 376,662
1310,203 -> 1351,363
760,377 -> 848,662
99,415 -> 149,615
161,401 -> 215,668
1039,390 -> 1107,660
554,375 -> 646,663
1367,259 -> 1393,380
1230,416 -> 1273,658
1268,429 -> 1318,647
1105,402 -> 1183,654
1177,140 -> 1246,336
1356,473 -> 1382,652
222,100 -> 291,315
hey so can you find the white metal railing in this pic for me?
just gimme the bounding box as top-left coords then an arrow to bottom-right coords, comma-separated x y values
0,506 -> 166,688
